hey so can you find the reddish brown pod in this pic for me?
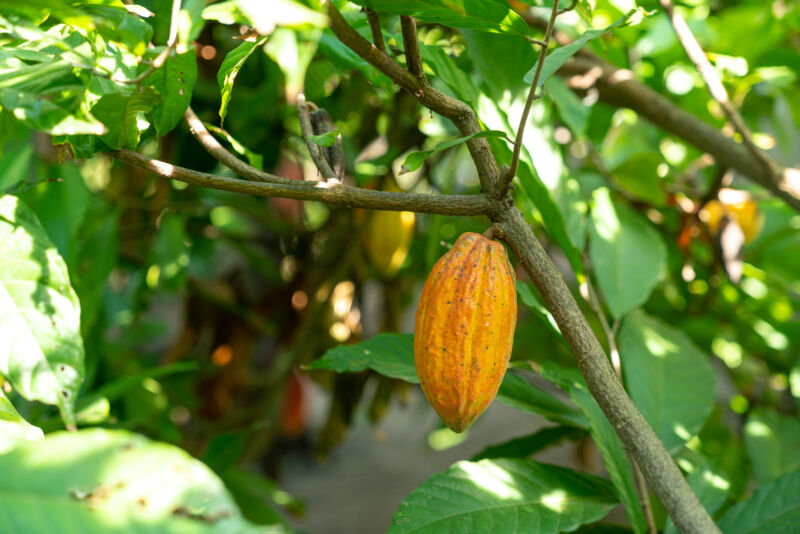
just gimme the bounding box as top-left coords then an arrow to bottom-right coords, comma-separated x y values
414,232 -> 517,432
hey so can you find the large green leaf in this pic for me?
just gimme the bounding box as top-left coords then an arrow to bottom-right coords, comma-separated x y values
306,333 -> 419,383
664,459 -> 730,534
588,188 -> 665,318
150,48 -> 198,136
0,195 -> 84,425
744,409 -> 800,484
618,310 -> 716,454
348,0 -> 531,37
540,362 -> 647,534
716,469 -> 800,534
0,429 -> 283,533
388,458 -> 617,533
0,390 -> 43,454
216,36 -> 268,124
92,87 -> 161,149
497,372 -> 588,429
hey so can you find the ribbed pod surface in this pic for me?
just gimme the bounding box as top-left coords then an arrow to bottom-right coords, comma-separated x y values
414,232 -> 517,432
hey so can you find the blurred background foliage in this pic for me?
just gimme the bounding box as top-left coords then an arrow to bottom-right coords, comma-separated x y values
0,0 -> 798,532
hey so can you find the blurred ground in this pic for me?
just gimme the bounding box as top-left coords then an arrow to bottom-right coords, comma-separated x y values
279,378 -> 606,534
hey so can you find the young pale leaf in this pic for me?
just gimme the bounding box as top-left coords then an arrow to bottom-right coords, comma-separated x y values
348,0 -> 531,37
471,426 -> 585,461
0,195 -> 84,426
716,469 -> 800,534
150,48 -> 198,137
525,8 -> 647,87
217,36 -> 268,124
497,372 -> 589,429
0,429 -> 283,533
306,333 -> 419,383
744,409 -> 800,484
388,458 -> 617,533
540,362 -> 647,534
0,390 -> 43,453
588,188 -> 665,318
618,310 -> 716,454
306,130 -> 341,148
400,130 -> 507,174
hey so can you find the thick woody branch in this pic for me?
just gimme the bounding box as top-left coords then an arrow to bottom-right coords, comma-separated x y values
496,206 -> 721,534
364,8 -> 385,52
327,3 -> 500,195
559,57 -> 800,212
110,149 -> 493,215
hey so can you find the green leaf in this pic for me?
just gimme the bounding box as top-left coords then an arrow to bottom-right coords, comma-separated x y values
306,130 -> 341,148
150,48 -> 198,136
205,123 -> 264,169
204,0 -> 327,30
419,43 -> 480,105
471,426 -> 584,461
540,362 -> 647,534
744,409 -> 800,484
388,458 -> 617,533
0,428 -> 283,533
517,281 -> 565,344
217,36 -> 268,124
546,76 -> 589,137
400,130 -> 508,173
349,0 -> 531,37
716,469 -> 800,534
92,87 -> 161,149
618,310 -> 716,454
497,372 -> 589,429
588,188 -> 665,318
306,333 -> 419,383
609,153 -> 667,206
0,389 -> 43,454
0,195 -> 84,426
524,9 -> 646,87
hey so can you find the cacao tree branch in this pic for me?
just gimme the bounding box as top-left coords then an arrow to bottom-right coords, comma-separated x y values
557,58 -> 800,212
110,149 -> 493,215
297,94 -> 337,179
327,3 -> 500,195
400,16 -> 426,81
496,207 -> 721,534
364,8 -> 386,52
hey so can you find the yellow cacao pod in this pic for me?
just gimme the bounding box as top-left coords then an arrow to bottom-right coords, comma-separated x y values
700,191 -> 763,244
364,179 -> 415,278
414,232 -> 517,432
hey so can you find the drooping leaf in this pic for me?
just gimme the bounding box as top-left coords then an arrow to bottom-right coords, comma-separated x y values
716,469 -> 800,534
0,195 -> 84,426
216,36 -> 268,124
744,409 -> 800,484
388,458 -> 617,533
471,426 -> 585,461
588,188 -> 665,318
348,0 -> 531,37
0,390 -> 43,454
618,310 -> 716,454
540,362 -> 647,534
306,333 -> 419,383
0,428 -> 283,533
546,76 -> 590,137
524,9 -> 647,87
497,372 -> 589,429
400,130 -> 508,173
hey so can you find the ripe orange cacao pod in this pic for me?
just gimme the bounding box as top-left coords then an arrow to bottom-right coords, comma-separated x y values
414,232 -> 517,432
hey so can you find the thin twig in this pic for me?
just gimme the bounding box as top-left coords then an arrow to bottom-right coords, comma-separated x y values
184,107 -> 301,185
400,16 -> 426,82
297,94 -> 337,179
117,0 -> 181,84
365,8 -> 386,52
110,149 -> 494,215
659,0 -> 780,181
558,0 -> 579,14
503,0 -> 560,192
